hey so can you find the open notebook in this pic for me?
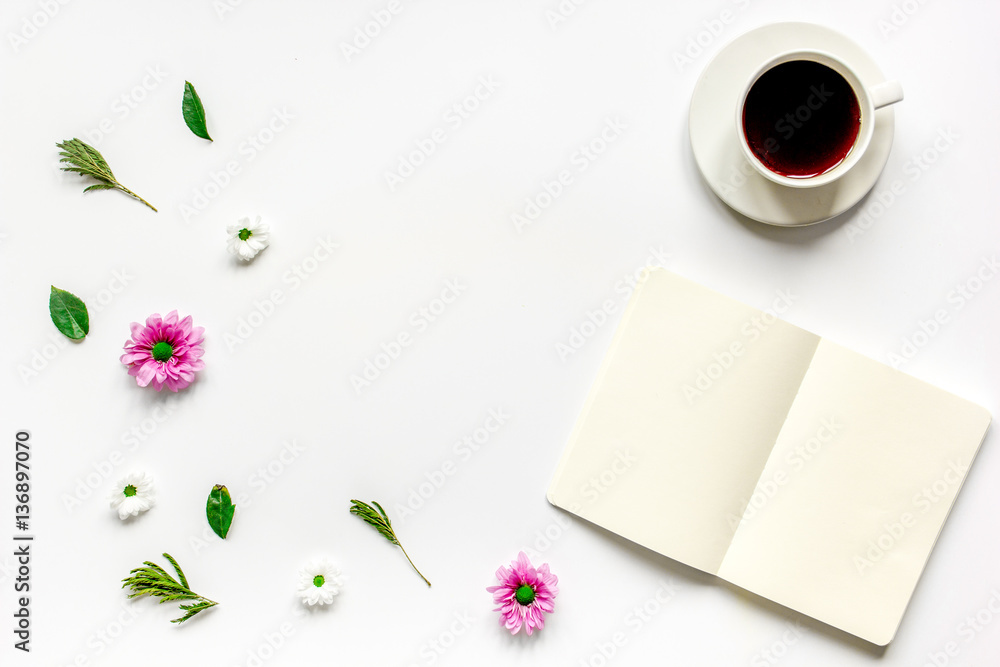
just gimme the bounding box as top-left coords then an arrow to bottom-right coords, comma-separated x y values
547,269 -> 991,646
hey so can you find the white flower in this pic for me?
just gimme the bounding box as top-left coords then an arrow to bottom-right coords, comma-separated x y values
226,216 -> 270,261
297,558 -> 344,606
109,472 -> 155,520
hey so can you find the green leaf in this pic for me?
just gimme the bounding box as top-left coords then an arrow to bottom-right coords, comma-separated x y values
182,81 -> 212,141
49,286 -> 89,339
206,484 -> 235,539
162,552 -> 189,588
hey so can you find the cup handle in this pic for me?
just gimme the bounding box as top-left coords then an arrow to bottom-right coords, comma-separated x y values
870,80 -> 904,109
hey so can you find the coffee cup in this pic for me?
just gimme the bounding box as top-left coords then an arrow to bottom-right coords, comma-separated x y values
735,49 -> 903,188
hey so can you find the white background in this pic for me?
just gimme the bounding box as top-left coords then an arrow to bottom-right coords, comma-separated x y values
1,1 -> 998,665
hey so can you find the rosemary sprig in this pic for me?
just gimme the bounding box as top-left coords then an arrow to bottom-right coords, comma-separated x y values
56,138 -> 157,211
122,552 -> 218,623
349,499 -> 431,587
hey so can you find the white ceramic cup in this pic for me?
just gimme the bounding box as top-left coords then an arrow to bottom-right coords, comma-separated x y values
735,50 -> 903,188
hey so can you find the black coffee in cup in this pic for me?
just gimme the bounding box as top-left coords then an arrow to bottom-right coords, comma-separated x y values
741,60 -> 861,179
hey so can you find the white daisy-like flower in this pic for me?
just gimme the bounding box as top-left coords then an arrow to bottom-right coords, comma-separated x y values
226,215 -> 270,261
297,558 -> 344,606
109,472 -> 155,520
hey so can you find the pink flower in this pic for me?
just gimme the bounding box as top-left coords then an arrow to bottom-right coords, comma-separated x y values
120,310 -> 205,392
487,551 -> 558,636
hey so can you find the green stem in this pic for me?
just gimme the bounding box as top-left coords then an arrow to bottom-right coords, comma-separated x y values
399,544 -> 431,587
118,184 -> 158,212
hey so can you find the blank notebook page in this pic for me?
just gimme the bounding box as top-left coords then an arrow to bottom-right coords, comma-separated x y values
547,269 -> 819,574
717,338 -> 991,645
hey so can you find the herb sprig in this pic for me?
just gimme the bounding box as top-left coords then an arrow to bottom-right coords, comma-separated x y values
56,138 -> 157,211
122,553 -> 218,623
349,499 -> 431,587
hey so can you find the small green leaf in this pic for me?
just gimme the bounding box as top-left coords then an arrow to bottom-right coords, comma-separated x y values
206,484 -> 235,539
182,81 -> 212,141
49,286 -> 89,339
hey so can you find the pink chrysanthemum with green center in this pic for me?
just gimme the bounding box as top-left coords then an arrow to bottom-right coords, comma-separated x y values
487,551 -> 558,636
120,310 -> 205,392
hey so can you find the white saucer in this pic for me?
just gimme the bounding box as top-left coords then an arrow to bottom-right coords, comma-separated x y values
689,22 -> 896,227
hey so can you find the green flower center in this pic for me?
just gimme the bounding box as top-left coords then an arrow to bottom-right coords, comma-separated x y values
238,227 -> 253,241
313,575 -> 325,588
123,484 -> 138,497
514,584 -> 535,605
151,341 -> 173,362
